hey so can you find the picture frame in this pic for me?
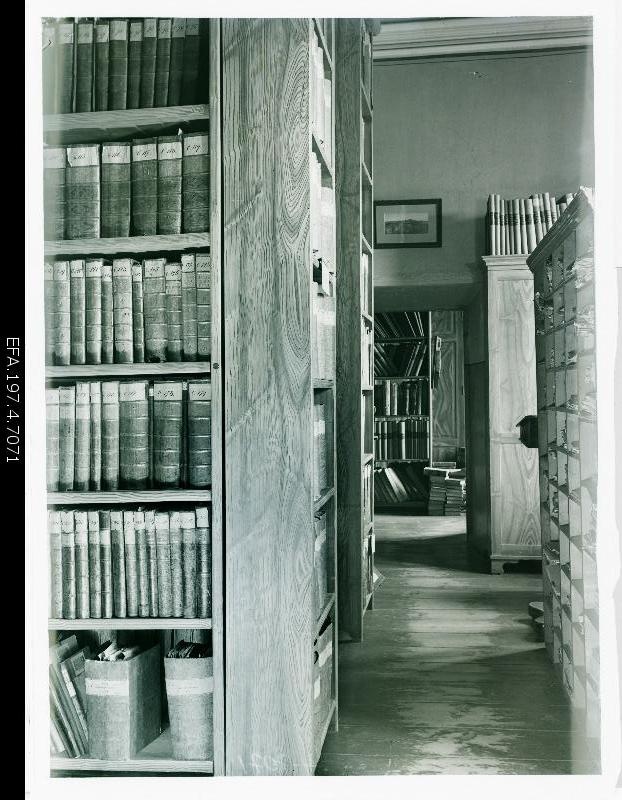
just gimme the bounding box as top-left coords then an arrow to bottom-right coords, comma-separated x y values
374,198 -> 442,249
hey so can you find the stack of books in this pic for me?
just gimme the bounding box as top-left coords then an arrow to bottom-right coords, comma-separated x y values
313,399 -> 329,499
49,507 -> 212,620
49,635 -> 90,756
424,464 -> 464,516
46,379 -> 212,491
44,252 -> 211,365
486,191 -> 576,256
445,476 -> 466,515
43,133 -> 210,240
427,474 -> 447,515
42,17 -> 208,114
361,252 -> 370,315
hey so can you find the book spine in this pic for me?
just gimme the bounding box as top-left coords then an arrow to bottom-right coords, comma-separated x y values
124,510 -> 138,618
101,381 -> 120,490
89,381 -> 102,491
98,510 -> 113,618
58,386 -> 76,491
525,198 -> 536,252
532,194 -> 543,244
153,381 -> 183,488
134,511 -> 150,617
49,669 -> 78,756
499,196 -> 506,256
512,198 -> 521,255
75,20 -> 94,112
65,144 -> 100,240
139,18 -> 157,107
182,132 -> 210,233
131,262 -> 146,363
119,381 -> 150,489
187,380 -> 211,488
94,20 -> 110,111
55,20 -> 75,114
74,511 -> 90,618
59,660 -> 88,744
60,511 -> 76,618
169,511 -> 183,617
165,262 -> 183,360
154,18 -> 172,107
550,193 -> 558,225
101,142 -> 131,238
43,146 -> 66,241
42,21 -> 57,114
49,510 -> 63,618
110,510 -> 126,617
507,199 -> 514,254
145,510 -> 159,617
195,253 -> 211,359
180,510 -> 197,618
131,137 -> 158,236
112,258 -> 134,363
87,510 -> 102,618
157,135 -> 182,234
143,258 -> 168,362
168,18 -> 186,106
100,262 -> 114,364
85,259 -> 102,364
181,18 -> 200,104
492,194 -> 500,256
542,191 -> 552,233
196,506 -> 211,617
127,19 -> 143,109
46,389 -> 60,491
108,18 -> 128,110
486,194 -> 494,255
155,512 -> 173,616
519,198 -> 528,255
69,259 -> 86,364
181,254 -> 198,360
74,382 -> 91,491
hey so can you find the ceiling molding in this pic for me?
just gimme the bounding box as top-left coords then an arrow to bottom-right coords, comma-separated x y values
374,17 -> 593,61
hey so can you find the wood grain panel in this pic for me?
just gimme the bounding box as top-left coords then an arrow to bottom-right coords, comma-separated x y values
490,442 -> 541,557
44,232 -> 210,257
222,18 -> 313,776
465,362 -> 490,558
432,310 -> 465,463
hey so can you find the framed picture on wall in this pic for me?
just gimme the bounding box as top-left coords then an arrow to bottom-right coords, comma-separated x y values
374,199 -> 442,248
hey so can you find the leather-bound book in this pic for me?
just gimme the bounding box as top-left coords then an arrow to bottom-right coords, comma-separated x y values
157,135 -> 182,234
44,261 -> 55,364
108,18 -> 128,110
74,510 -> 90,619
154,18 -> 172,107
101,141 -> 130,237
131,261 -> 145,363
69,259 -> 86,364
46,388 -> 60,491
169,511 -> 183,618
98,510 -> 113,618
87,510 -> 102,618
58,385 -> 76,491
85,259 -> 102,364
89,381 -> 102,491
94,19 -> 110,111
112,258 -> 134,364
74,382 -> 91,491
195,253 -> 211,359
181,253 -> 198,360
139,18 -> 157,107
187,379 -> 211,488
180,510 -> 197,618
65,144 -> 100,240
153,381 -> 183,488
164,262 -> 183,360
55,19 -> 74,113
101,381 -> 120,490
182,132 -> 209,233
61,510 -> 76,619
143,258 -> 168,362
110,510 -> 127,617
181,19 -> 200,104
123,510 -> 139,617
119,380 -> 150,489
131,137 -> 158,235
101,261 -> 114,363
168,18 -> 186,106
144,510 -> 158,617
42,20 -> 57,113
75,19 -> 94,112
53,260 -> 70,365
43,145 -> 66,241
49,510 -> 63,618
127,19 -> 143,109
195,506 -> 211,617
155,512 -> 173,616
134,511 -> 150,617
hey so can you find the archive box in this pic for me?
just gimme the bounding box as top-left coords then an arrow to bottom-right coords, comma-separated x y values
164,655 -> 214,760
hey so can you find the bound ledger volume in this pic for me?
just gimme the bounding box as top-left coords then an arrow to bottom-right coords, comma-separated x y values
46,379 -> 212,491
49,507 -> 211,620
101,142 -> 131,237
41,17 -> 208,114
65,145 -> 100,240
45,251 -> 210,365
486,191 -> 578,255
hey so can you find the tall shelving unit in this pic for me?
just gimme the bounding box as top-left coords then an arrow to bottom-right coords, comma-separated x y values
43,19 -> 223,777
335,19 -> 375,643
529,188 -> 599,762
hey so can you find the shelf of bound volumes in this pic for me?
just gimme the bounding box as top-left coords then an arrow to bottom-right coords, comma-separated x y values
336,19 -> 375,643
528,187 -> 600,766
42,16 -> 222,776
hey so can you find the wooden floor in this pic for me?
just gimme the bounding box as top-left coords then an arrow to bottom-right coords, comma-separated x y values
317,514 -> 599,775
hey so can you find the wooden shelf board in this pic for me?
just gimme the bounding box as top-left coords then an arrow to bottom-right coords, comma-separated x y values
314,486 -> 335,513
314,699 -> 337,765
44,232 -> 210,257
43,104 -> 209,144
362,311 -> 374,326
361,82 -> 372,121
375,459 -> 429,466
313,379 -> 334,390
361,161 -> 373,188
361,233 -> 373,255
362,452 -> 374,465
50,727 -> 213,774
313,19 -> 334,74
375,376 -> 429,382
375,337 -> 428,344
47,362 -> 211,379
311,131 -> 333,180
48,617 -> 212,630
315,593 -> 336,635
375,414 -> 429,420
47,490 -> 211,505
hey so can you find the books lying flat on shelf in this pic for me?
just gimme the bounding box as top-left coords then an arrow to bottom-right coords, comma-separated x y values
486,192 -> 578,256
49,506 -> 212,620
46,379 -> 211,491
43,133 -> 210,241
42,17 -> 208,114
44,251 -> 211,365
374,417 -> 429,461
374,378 -> 427,416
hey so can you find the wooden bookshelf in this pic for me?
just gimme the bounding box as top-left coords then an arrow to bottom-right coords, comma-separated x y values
46,362 -> 211,379
44,232 -> 210,257
48,618 -> 213,630
47,490 -> 212,505
528,188 -> 599,758
335,19 -> 376,643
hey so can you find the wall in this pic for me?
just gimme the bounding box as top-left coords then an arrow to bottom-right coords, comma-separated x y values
373,49 -> 595,311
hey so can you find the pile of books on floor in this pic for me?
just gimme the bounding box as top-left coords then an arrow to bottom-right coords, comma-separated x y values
424,464 -> 466,516
427,474 -> 447,515
445,477 -> 466,515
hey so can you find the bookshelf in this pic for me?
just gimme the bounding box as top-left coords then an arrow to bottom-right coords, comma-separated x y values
335,19 -> 375,643
528,188 -> 599,760
42,18 -> 222,776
